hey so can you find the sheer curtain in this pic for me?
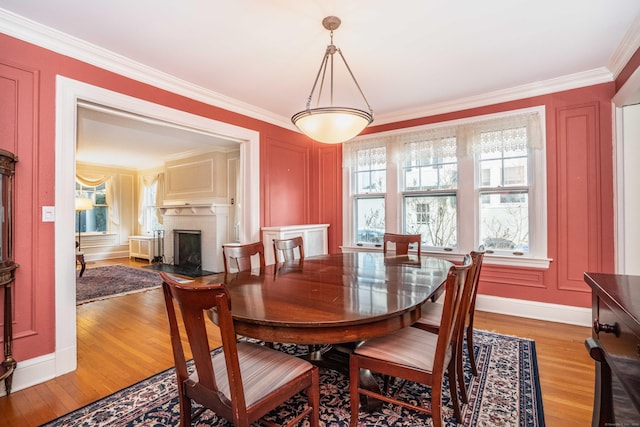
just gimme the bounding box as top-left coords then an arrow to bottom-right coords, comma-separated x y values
138,173 -> 164,232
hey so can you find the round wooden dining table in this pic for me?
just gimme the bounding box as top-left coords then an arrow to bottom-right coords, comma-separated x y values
207,251 -> 453,345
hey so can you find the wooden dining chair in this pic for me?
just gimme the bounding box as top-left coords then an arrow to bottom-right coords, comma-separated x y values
349,258 -> 472,427
222,241 -> 266,273
412,248 -> 486,404
273,236 -> 305,263
382,233 -> 422,256
160,272 -> 320,427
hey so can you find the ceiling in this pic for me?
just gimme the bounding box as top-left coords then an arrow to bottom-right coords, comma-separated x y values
2,1 -> 640,168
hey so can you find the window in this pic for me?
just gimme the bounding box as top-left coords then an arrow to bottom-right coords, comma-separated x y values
477,126 -> 530,253
343,107 -> 548,267
140,180 -> 159,234
402,135 -> 458,248
351,145 -> 386,245
76,182 -> 109,233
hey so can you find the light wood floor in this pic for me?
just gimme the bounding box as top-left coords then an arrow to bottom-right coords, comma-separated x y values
0,258 -> 595,426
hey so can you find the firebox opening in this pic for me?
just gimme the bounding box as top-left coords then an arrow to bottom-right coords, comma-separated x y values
174,229 -> 202,270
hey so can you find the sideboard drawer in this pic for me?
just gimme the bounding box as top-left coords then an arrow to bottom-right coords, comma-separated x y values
593,290 -> 640,421
596,296 -> 640,361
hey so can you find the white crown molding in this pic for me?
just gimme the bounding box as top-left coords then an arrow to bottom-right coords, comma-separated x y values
374,67 -> 614,125
608,11 -> 640,79
0,8 -> 293,130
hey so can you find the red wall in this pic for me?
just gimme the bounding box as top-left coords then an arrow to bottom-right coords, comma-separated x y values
0,31 -> 620,365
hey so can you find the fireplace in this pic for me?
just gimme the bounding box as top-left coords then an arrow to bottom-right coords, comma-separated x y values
156,204 -> 230,274
173,229 -> 202,271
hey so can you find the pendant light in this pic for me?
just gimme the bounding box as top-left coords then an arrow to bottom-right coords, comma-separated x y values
291,16 -> 373,144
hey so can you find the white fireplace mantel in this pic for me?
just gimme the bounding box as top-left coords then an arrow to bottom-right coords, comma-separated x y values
159,203 -> 229,217
161,204 -> 230,272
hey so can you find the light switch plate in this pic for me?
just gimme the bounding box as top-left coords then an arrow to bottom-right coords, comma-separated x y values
42,206 -> 55,222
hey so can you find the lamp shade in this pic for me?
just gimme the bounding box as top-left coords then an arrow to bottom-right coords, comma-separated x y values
292,107 -> 373,144
75,197 -> 93,211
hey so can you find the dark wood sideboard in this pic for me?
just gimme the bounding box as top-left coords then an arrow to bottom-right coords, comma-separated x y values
584,272 -> 640,426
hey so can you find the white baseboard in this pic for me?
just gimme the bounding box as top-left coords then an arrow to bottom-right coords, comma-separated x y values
84,250 -> 129,262
0,353 -> 56,397
475,294 -> 592,327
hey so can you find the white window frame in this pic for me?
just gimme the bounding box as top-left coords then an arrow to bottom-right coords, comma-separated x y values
342,106 -> 550,269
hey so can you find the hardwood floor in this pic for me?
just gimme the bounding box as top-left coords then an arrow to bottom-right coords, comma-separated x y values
0,258 -> 595,426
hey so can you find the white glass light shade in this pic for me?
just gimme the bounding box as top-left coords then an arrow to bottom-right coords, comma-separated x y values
292,107 -> 373,144
75,197 -> 93,211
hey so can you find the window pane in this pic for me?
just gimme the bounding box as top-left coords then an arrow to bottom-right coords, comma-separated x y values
404,195 -> 457,248
355,197 -> 385,244
479,159 -> 502,187
354,146 -> 386,193
78,206 -> 108,233
479,191 -> 529,252
94,183 -> 107,205
355,170 -> 385,193
403,138 -> 457,191
503,157 -> 527,186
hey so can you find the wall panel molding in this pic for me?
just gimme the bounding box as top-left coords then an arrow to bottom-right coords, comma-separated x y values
479,265 -> 546,289
263,138 -> 309,226
318,145 -> 342,253
556,103 -> 601,292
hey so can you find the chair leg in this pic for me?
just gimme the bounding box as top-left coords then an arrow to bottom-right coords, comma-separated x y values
456,333 -> 469,404
466,323 -> 478,376
349,357 -> 360,427
178,394 -> 192,427
447,358 -> 462,424
308,367 -> 320,427
432,372 -> 445,427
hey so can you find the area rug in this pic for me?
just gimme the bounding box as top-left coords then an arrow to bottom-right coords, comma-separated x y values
40,330 -> 544,426
76,265 -> 162,305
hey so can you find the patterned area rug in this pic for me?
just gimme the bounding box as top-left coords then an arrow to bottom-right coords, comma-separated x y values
41,330 -> 545,426
76,265 -> 162,305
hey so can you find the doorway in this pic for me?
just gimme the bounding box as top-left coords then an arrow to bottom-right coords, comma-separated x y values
54,76 -> 260,377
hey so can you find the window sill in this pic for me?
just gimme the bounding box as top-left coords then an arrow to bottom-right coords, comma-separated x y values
340,245 -> 552,269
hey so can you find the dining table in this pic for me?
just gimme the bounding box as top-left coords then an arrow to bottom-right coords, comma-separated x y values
199,251 -> 453,410
212,251 -> 454,345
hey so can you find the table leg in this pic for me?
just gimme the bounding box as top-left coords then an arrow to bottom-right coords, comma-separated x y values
303,342 -> 383,412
